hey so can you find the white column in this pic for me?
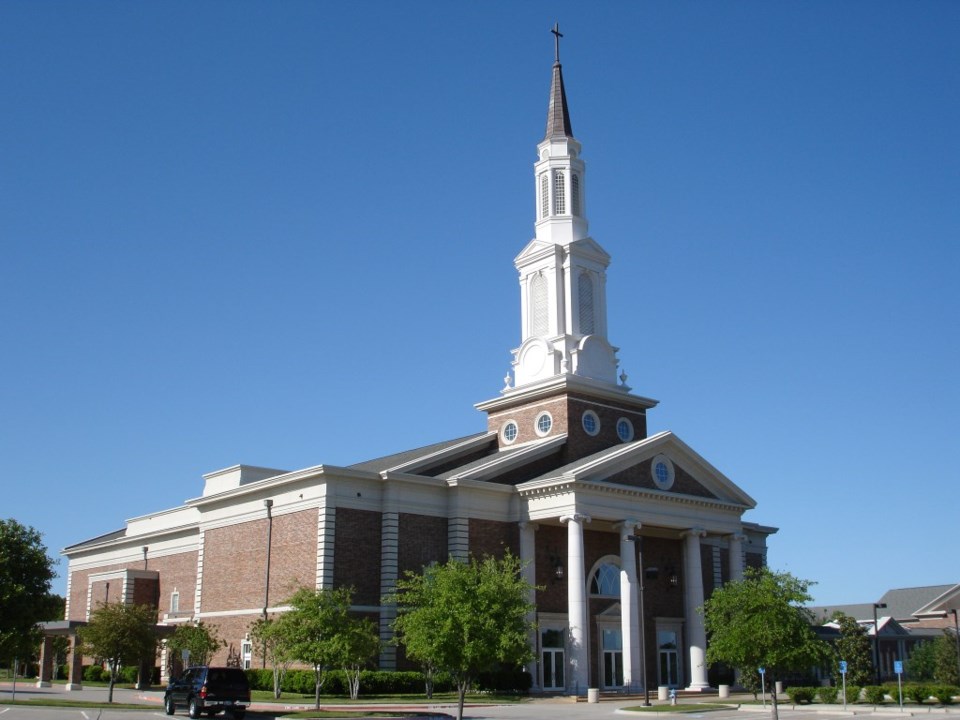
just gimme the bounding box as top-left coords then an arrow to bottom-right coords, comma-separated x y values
682,528 -> 710,691
728,533 -> 745,583
616,520 -> 640,692
561,513 -> 590,695
519,522 -> 540,692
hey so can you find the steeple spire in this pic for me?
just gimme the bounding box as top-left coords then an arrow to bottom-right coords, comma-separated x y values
545,24 -> 573,141
502,30 -> 623,392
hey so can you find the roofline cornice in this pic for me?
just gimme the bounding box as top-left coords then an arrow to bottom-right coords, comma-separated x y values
186,464 -> 380,507
62,521 -> 200,556
476,375 -> 658,413
518,475 -> 750,513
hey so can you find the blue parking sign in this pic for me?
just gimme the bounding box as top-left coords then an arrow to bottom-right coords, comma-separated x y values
839,661 -> 847,674
894,660 -> 903,674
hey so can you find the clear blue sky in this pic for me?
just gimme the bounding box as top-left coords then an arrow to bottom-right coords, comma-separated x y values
2,1 -> 957,608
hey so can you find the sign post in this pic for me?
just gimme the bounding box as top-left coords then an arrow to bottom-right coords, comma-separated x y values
894,660 -> 904,712
839,660 -> 848,710
759,667 -> 766,709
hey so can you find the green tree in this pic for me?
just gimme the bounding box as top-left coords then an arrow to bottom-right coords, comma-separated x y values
0,519 -> 59,663
332,615 -> 380,700
77,603 -> 157,702
279,586 -> 354,709
165,622 -> 225,669
702,568 -> 830,720
933,629 -> 959,686
389,552 -> 535,720
248,617 -> 294,699
907,639 -> 936,681
831,612 -> 874,686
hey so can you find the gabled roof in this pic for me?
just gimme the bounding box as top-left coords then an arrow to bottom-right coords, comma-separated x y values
347,432 -> 491,473
808,583 -> 959,623
438,434 -> 567,482
62,527 -> 127,552
896,584 -> 960,617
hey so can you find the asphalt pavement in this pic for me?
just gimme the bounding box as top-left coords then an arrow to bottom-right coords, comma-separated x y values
3,681 -> 960,720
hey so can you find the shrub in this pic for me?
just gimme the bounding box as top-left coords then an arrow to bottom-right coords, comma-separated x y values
906,684 -> 930,704
864,685 -> 886,704
932,686 -> 957,705
844,685 -> 862,704
786,686 -> 815,704
817,686 -> 839,704
887,682 -> 903,704
475,666 -> 531,694
83,665 -> 104,682
244,668 -> 273,691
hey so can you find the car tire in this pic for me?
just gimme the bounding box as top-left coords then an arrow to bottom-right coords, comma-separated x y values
232,711 -> 245,720
165,697 -> 176,716
188,698 -> 202,719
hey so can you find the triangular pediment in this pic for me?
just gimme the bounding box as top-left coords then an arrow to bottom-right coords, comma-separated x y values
514,236 -> 610,266
523,430 -> 756,508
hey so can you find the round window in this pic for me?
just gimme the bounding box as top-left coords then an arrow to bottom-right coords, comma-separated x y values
582,410 -> 600,436
535,412 -> 553,437
502,421 -> 518,444
651,454 -> 675,490
616,417 -> 634,442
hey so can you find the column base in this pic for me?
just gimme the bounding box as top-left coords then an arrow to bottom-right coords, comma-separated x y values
685,683 -> 713,692
35,681 -> 52,688
65,683 -> 83,691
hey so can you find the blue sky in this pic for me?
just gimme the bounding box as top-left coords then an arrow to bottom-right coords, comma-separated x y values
2,1 -> 957,607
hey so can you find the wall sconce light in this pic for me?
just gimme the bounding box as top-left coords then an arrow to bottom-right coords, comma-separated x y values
664,563 -> 679,587
549,555 -> 565,581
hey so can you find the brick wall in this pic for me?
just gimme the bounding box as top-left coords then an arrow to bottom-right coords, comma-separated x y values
398,513 -> 446,574
202,520 -> 270,612
486,391 -> 650,465
69,551 -> 199,622
267,509 -> 318,603
334,508 -> 382,606
469,519 -> 519,560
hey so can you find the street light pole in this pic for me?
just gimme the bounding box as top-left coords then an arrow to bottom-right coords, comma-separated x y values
638,540 -> 651,706
950,609 -> 960,687
872,602 -> 887,685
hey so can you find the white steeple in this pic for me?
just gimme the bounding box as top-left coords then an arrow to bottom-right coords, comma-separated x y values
507,28 -> 623,393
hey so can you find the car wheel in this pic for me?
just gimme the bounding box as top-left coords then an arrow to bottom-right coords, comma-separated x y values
165,696 -> 176,716
232,711 -> 245,720
188,698 -> 201,719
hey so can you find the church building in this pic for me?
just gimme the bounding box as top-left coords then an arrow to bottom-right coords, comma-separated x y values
53,35 -> 775,695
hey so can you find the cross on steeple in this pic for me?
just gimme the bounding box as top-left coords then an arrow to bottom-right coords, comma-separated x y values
551,23 -> 563,63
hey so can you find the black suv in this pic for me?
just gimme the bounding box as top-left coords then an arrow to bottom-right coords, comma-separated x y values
164,666 -> 250,719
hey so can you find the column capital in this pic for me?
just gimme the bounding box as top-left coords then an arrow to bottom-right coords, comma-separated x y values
727,532 -> 747,542
614,519 -> 641,540
680,527 -> 706,540
560,513 -> 591,525
518,521 -> 540,532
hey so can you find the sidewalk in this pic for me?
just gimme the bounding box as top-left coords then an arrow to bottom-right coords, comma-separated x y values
3,681 -> 960,720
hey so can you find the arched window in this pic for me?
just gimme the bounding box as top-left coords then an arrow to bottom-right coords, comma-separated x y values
590,562 -> 621,596
540,174 -> 549,219
572,173 -> 581,215
531,273 -> 548,337
554,172 -> 566,214
578,272 -> 595,335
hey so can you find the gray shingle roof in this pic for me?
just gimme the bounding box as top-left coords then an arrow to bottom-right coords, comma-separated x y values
347,433 -> 488,473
